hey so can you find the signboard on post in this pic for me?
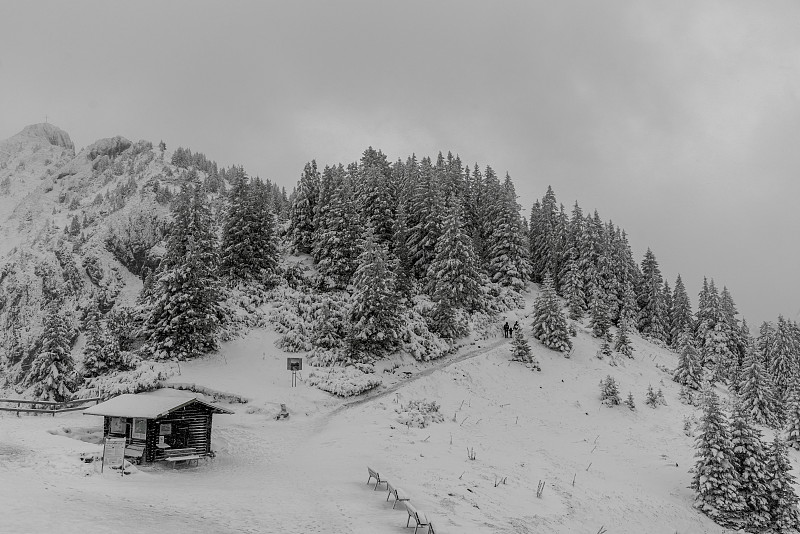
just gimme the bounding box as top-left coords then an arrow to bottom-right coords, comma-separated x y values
102,437 -> 126,474
287,358 -> 302,387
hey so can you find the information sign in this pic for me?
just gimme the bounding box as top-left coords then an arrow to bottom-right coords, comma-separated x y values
103,437 -> 126,473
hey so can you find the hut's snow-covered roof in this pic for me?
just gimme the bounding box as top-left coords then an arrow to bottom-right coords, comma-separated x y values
83,391 -> 234,419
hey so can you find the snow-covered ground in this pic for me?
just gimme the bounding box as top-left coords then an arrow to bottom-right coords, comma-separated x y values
1,293 -> 747,533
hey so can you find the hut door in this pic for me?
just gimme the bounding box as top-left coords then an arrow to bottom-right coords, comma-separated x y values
172,423 -> 189,449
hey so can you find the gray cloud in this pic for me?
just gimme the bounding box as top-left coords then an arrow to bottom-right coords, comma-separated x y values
1,0 -> 798,324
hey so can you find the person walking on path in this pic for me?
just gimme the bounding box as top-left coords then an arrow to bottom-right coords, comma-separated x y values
503,322 -> 510,338
513,321 -> 519,335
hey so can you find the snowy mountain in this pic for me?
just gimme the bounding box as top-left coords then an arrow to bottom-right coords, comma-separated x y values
1,124 -> 798,534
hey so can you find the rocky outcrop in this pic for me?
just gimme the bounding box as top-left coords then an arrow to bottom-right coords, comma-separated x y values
16,123 -> 75,151
86,136 -> 132,161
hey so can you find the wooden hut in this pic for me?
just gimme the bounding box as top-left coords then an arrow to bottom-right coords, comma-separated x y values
83,390 -> 234,464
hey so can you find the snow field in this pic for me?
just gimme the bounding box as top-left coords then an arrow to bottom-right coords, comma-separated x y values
1,293 -> 751,533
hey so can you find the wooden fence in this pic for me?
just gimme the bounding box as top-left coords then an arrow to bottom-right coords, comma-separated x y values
0,396 -> 103,416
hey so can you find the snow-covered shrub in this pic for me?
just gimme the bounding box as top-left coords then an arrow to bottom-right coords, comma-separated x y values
645,385 -> 666,408
481,281 -> 525,316
307,347 -> 342,367
269,287 -> 349,354
217,284 -> 272,341
306,366 -> 382,397
470,311 -> 498,341
599,375 -> 621,406
78,362 -> 173,398
399,307 -> 448,362
396,399 -> 445,428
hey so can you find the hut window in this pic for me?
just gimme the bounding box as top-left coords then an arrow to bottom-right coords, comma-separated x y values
109,417 -> 126,435
159,423 -> 172,435
132,418 -> 147,440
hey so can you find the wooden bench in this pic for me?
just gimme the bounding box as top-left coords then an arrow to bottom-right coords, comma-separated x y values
367,466 -> 388,490
404,502 -> 431,534
385,481 -> 410,509
161,447 -> 201,468
124,443 -> 145,465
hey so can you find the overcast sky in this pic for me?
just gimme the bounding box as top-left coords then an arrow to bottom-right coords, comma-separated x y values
1,0 -> 798,326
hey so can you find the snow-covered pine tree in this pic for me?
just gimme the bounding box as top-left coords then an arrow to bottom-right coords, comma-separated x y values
145,181 -> 223,360
391,202 -> 415,303
406,157 -> 444,280
691,386 -> 746,527
708,321 -> 738,385
645,385 -> 659,408
287,161 -> 319,254
729,399 -> 771,530
598,339 -> 613,360
562,258 -> 586,320
738,347 -> 779,428
720,286 -> 746,366
673,341 -> 704,391
636,248 -> 667,342
767,437 -> 800,531
427,203 -> 483,338
529,186 -> 561,285
485,174 -> 530,290
756,320 -> 776,367
531,272 -> 572,353
315,169 -> 362,288
82,317 -> 122,378
345,229 -> 402,361
624,391 -> 636,410
599,375 -> 621,406
312,164 -> 338,264
670,274 -> 693,348
783,378 -> 800,450
580,211 -> 605,308
219,174 -> 280,285
427,202 -> 483,311
26,305 -> 76,401
358,159 -> 395,247
598,221 -> 621,323
511,327 -> 539,370
560,202 -> 587,310
589,291 -> 612,340
617,281 -> 638,329
768,315 -> 799,403
693,279 -> 736,384
614,319 -> 635,358
662,279 -> 674,346
611,228 -> 641,326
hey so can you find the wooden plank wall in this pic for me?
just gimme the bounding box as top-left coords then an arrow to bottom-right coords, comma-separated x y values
153,404 -> 213,460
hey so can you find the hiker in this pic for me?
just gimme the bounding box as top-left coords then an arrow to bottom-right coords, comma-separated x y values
513,321 -> 519,335
503,322 -> 510,338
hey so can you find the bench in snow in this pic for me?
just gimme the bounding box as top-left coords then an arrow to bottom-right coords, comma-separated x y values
385,481 -> 410,509
162,448 -> 201,467
367,466 -> 388,490
124,443 -> 145,464
404,502 -> 432,534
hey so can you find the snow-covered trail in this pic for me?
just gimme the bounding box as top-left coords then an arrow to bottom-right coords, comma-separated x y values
335,336 -> 509,413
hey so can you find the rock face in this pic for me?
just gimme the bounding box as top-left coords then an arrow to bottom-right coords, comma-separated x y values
16,123 -> 75,151
86,136 -> 132,161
